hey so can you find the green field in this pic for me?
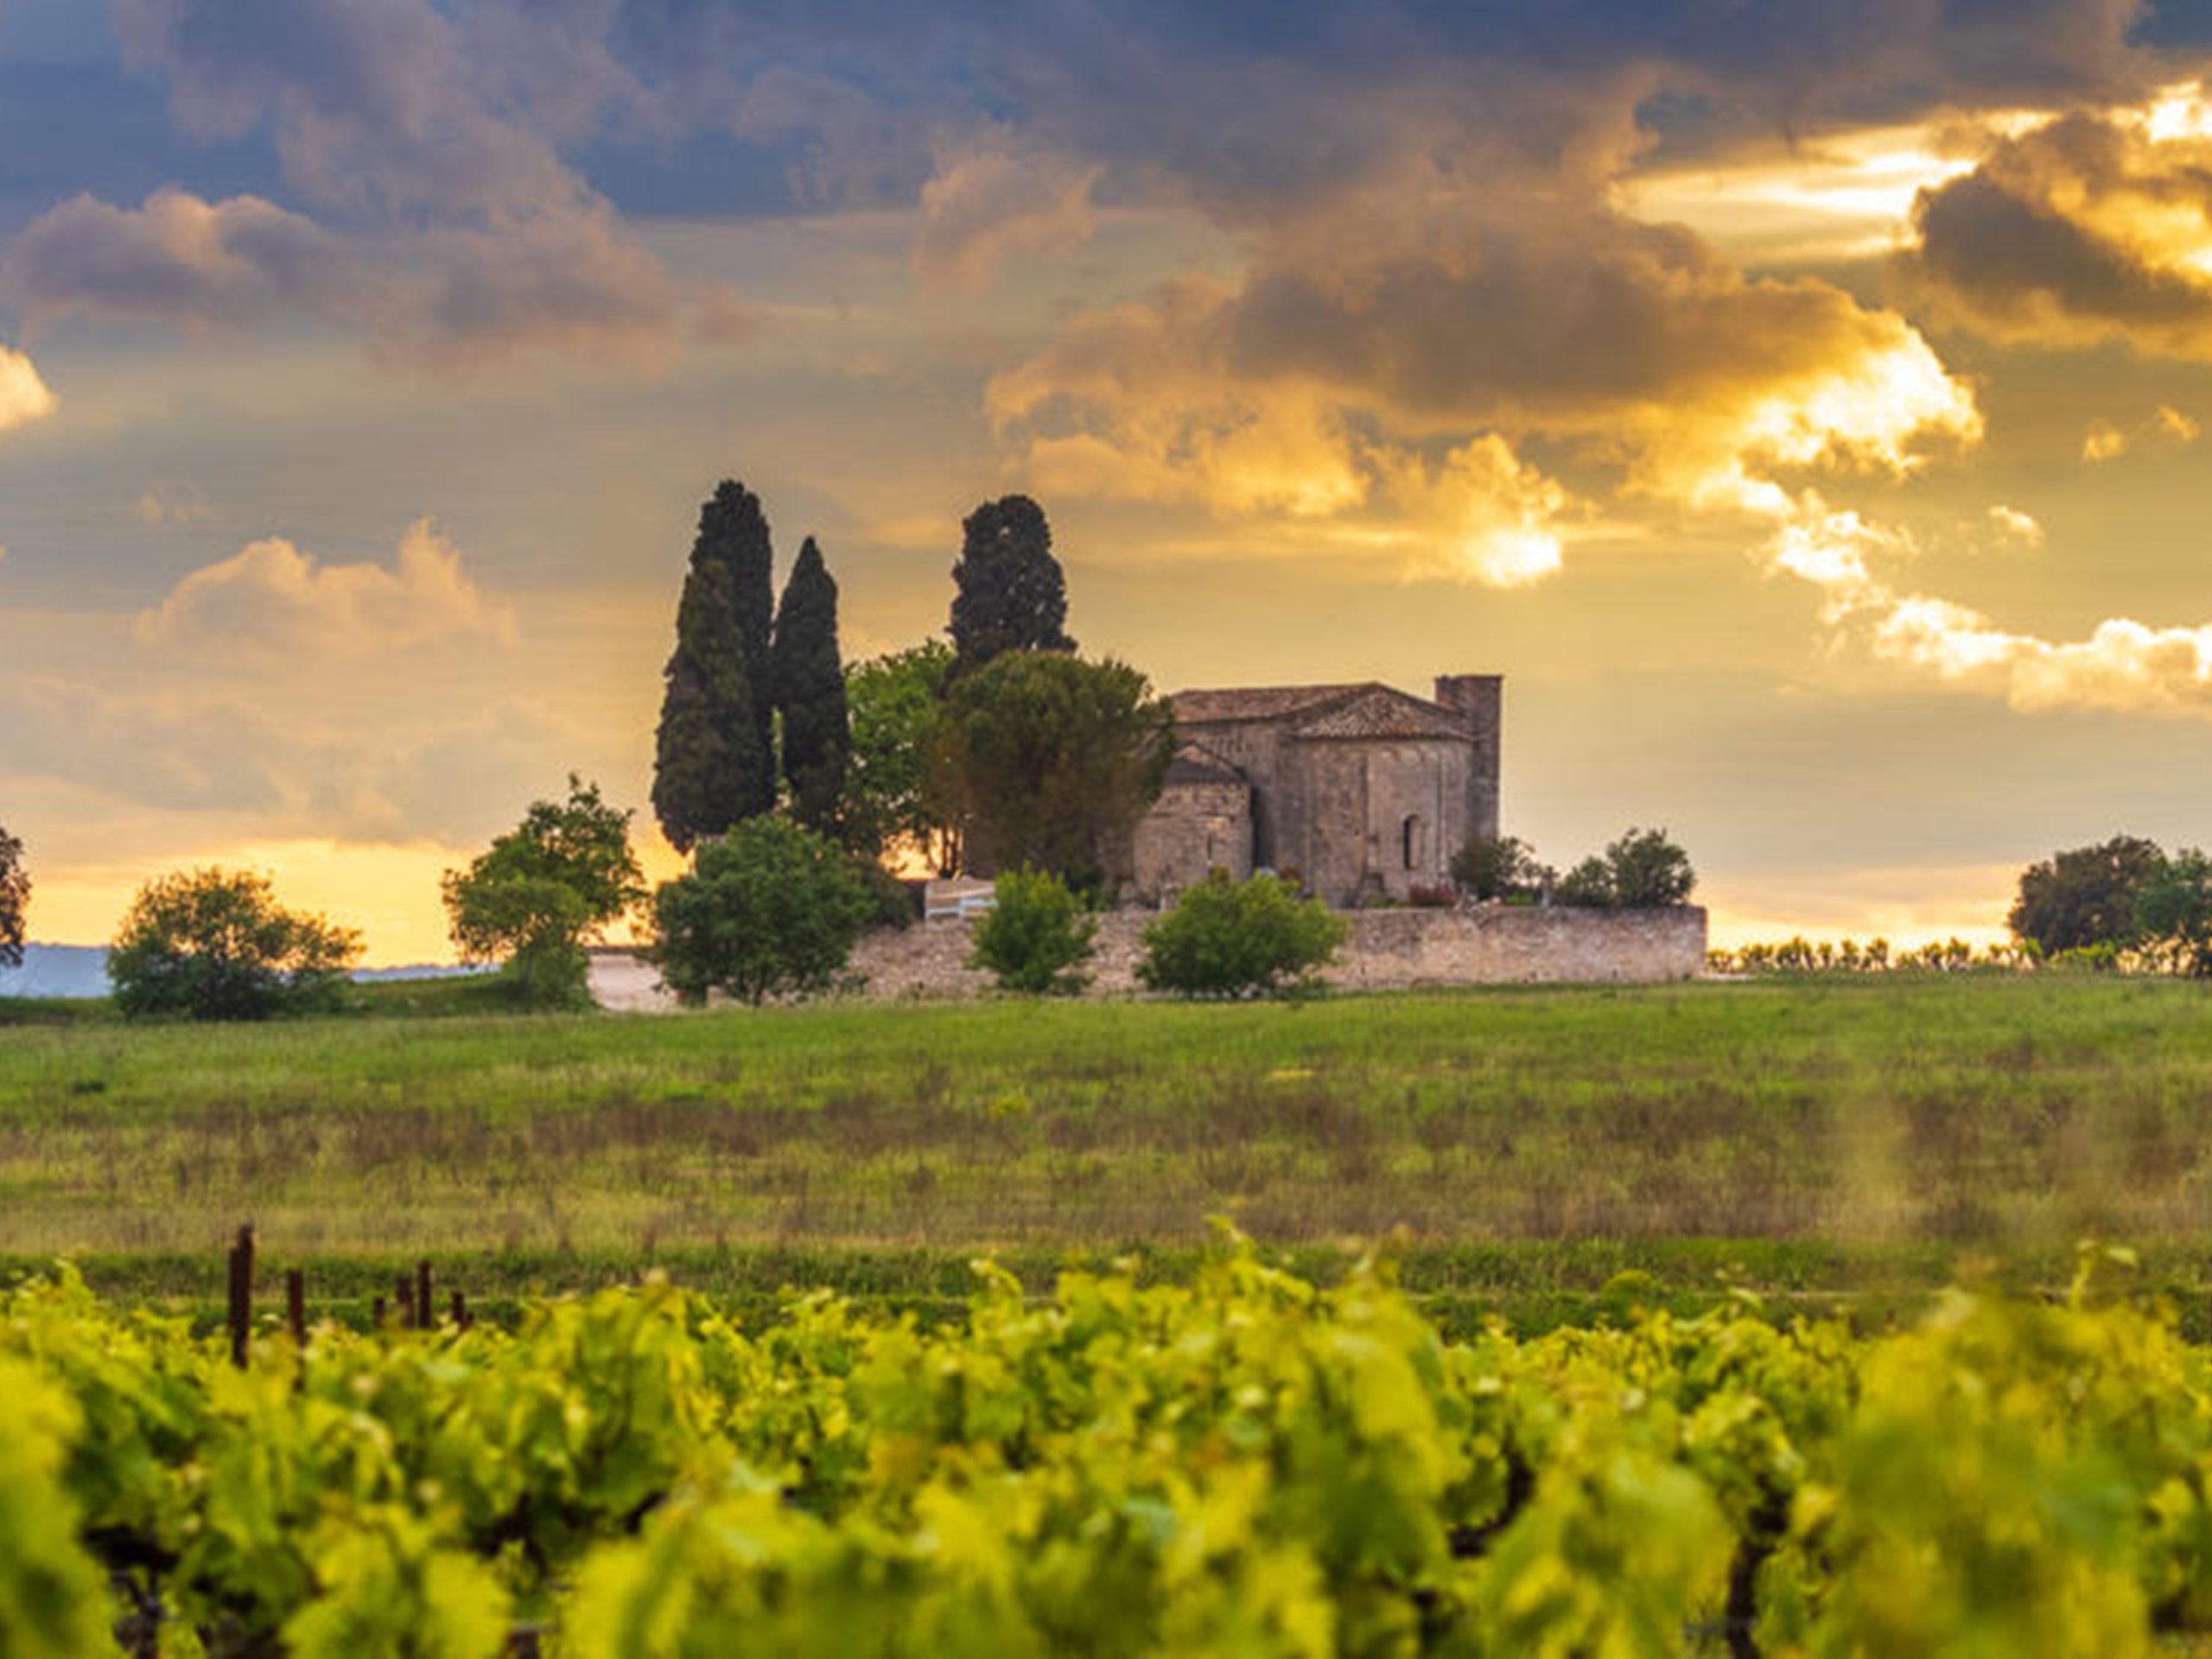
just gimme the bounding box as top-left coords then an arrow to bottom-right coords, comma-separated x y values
6,973 -> 2212,1325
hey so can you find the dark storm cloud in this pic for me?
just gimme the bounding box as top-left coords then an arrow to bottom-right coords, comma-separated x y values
0,0 -> 687,369
1,1 -> 2188,365
1902,108 -> 2212,359
558,0 -> 2174,218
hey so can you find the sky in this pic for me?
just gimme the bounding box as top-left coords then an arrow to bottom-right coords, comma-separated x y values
9,1 -> 2212,961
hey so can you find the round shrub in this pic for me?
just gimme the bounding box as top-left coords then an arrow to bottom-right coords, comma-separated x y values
653,818 -> 872,1006
969,867 -> 1097,995
1136,871 -> 1347,999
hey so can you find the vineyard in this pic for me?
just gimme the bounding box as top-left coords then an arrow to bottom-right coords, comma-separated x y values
4,1236 -> 2209,1656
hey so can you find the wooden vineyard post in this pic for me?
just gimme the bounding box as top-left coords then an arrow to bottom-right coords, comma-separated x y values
417,1259 -> 433,1330
286,1268 -> 307,1348
397,1272 -> 416,1331
450,1290 -> 470,1330
226,1223 -> 254,1370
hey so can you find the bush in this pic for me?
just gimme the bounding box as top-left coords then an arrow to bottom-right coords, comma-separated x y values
1448,835 -> 1541,901
1553,829 -> 1697,909
969,867 -> 1096,995
653,818 -> 873,1006
109,868 -> 361,1020
1554,856 -> 1616,908
1136,871 -> 1347,999
1605,826 -> 1696,906
851,857 -> 922,931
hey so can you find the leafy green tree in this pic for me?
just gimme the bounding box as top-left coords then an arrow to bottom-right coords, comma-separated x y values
653,481 -> 777,850
936,651 -> 1173,885
969,868 -> 1097,995
2008,835 -> 2166,955
1605,827 -> 1697,906
1136,871 -> 1348,998
109,868 -> 360,1020
949,494 -> 1076,670
844,639 -> 960,870
0,823 -> 27,969
442,777 -> 646,1007
1449,834 -> 1542,901
653,817 -> 872,1005
2136,849 -> 2212,977
771,536 -> 850,836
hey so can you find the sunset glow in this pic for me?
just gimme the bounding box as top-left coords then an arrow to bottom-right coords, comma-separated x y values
8,3 -> 2212,959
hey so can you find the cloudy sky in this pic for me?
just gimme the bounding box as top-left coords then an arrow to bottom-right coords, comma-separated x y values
7,0 -> 2212,959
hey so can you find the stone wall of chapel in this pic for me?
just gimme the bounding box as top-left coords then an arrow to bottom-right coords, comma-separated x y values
1130,780 -> 1254,900
1171,721 -> 1291,864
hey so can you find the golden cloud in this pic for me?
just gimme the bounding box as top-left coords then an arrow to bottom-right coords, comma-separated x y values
2082,404 -> 2196,461
988,200 -> 1980,578
0,342 -> 56,435
135,520 -> 517,658
1903,84 -> 2212,359
1369,437 -> 1573,587
1765,502 -> 2212,720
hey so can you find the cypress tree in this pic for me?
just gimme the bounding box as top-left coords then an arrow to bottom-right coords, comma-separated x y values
771,536 -> 851,836
949,494 -> 1076,670
652,559 -> 763,852
653,481 -> 776,849
711,480 -> 778,785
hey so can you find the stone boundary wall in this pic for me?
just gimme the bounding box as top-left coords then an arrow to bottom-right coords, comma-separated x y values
845,904 -> 1707,1000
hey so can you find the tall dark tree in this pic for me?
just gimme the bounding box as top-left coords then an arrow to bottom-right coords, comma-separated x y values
653,482 -> 776,850
0,823 -> 28,969
771,536 -> 851,836
712,480 -> 778,770
949,494 -> 1075,670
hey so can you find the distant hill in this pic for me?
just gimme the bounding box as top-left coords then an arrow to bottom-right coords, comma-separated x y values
0,944 -> 108,998
0,944 -> 481,1000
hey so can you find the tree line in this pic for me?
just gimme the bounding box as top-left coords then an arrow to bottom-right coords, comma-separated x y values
650,484 -> 1169,893
0,485 -> 1180,1017
0,478 -> 1705,1017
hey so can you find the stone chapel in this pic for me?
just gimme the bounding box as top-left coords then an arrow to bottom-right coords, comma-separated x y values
1129,674 -> 1501,906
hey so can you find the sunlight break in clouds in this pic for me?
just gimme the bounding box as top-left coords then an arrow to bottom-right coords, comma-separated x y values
135,521 -> 517,658
988,182 -> 1981,585
1371,437 -> 1571,587
1647,319 -> 1980,517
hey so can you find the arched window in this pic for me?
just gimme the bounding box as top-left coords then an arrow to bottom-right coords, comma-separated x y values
1402,813 -> 1421,870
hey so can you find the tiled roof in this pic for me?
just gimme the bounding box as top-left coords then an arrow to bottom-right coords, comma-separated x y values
1170,681 -> 1471,743
1171,683 -> 1367,725
1290,685 -> 1471,742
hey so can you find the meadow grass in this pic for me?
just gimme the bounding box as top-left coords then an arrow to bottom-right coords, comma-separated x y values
3,974 -> 2210,1293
